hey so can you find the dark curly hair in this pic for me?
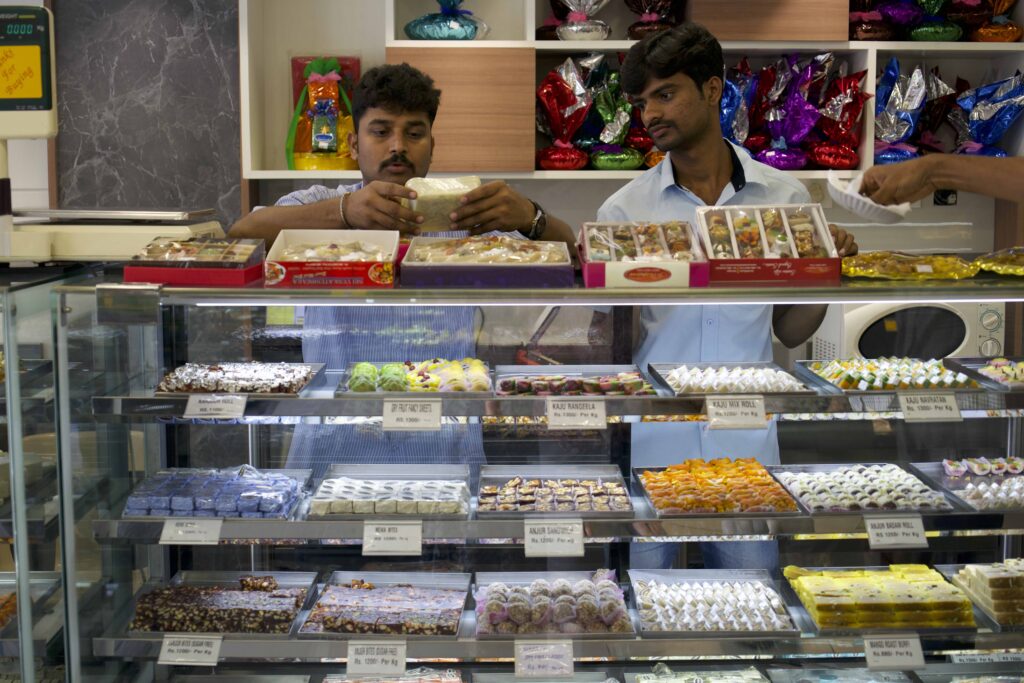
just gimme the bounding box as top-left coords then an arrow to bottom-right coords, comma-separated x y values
620,23 -> 724,102
351,63 -> 442,131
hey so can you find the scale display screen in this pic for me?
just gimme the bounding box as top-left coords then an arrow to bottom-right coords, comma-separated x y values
0,8 -> 52,110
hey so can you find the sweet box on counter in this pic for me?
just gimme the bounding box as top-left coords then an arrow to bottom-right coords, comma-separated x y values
400,234 -> 574,288
263,229 -> 398,289
696,204 -> 841,285
123,237 -> 265,286
578,221 -> 710,289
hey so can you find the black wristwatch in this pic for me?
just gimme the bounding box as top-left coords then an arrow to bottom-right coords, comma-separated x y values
527,200 -> 547,240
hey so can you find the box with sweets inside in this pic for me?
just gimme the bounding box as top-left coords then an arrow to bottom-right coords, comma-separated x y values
124,237 -> 265,286
264,229 -> 398,289
578,221 -> 710,288
695,204 -> 841,285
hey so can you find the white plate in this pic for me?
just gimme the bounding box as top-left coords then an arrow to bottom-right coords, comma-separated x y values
827,171 -> 910,224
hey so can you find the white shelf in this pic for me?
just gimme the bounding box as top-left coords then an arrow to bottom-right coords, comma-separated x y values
533,39 -> 1024,53
385,39 -> 534,49
863,40 -> 1024,54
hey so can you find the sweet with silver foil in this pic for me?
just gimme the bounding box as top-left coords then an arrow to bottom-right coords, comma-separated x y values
556,0 -> 612,40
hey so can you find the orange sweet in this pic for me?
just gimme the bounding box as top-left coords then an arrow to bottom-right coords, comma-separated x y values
639,457 -> 798,514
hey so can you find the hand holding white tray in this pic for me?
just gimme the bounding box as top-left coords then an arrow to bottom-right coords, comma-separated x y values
827,171 -> 911,224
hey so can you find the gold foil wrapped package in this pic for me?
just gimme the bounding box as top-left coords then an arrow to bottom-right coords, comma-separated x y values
972,19 -> 1024,41
645,149 -> 665,167
975,246 -> 1024,275
842,251 -> 980,279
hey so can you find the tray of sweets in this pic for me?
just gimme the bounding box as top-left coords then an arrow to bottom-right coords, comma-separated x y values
326,670 -> 463,683
474,569 -> 635,639
307,464 -> 470,520
631,669 -> 770,683
582,222 -> 705,262
697,205 -> 836,260
297,571 -> 471,639
122,466 -> 311,520
339,359 -> 492,396
475,465 -> 633,519
128,571 -> 317,637
768,463 -> 966,515
628,569 -> 800,638
767,669 -> 911,682
129,237 -> 264,268
909,460 -> 1024,512
940,562 -> 1024,629
944,357 -> 1024,392
783,564 -> 983,635
494,364 -> 662,397
634,460 -> 806,519
648,362 -> 815,398
155,362 -> 326,398
793,358 -> 989,396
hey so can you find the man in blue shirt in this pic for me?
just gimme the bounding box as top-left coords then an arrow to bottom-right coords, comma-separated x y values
230,64 -> 576,477
601,24 -> 857,571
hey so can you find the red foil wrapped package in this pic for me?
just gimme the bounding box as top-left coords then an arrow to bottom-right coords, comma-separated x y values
536,58 -> 593,170
808,142 -> 860,169
817,69 -> 871,149
744,132 -> 771,154
625,126 -> 654,154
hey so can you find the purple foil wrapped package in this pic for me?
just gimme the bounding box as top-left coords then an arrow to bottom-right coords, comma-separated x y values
879,0 -> 926,25
756,144 -> 809,170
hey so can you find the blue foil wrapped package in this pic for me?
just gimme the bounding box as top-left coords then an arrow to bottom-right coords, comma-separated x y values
956,73 -> 1024,147
874,141 -> 919,164
875,61 -> 927,144
404,0 -> 490,40
720,78 -> 742,144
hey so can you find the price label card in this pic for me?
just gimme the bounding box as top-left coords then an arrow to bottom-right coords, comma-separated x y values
864,634 -> 924,671
865,514 -> 927,550
362,520 -> 422,556
706,395 -> 767,430
524,519 -> 584,558
347,640 -> 407,676
952,653 -> 1024,664
159,518 -> 223,546
898,392 -> 962,423
514,640 -> 574,678
158,635 -> 222,667
546,398 -> 607,430
183,394 -> 247,420
383,399 -> 442,431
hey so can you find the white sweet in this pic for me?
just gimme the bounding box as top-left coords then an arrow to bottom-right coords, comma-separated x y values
307,476 -> 470,517
666,365 -> 805,394
635,580 -> 793,633
959,476 -> 1024,510
775,464 -> 952,512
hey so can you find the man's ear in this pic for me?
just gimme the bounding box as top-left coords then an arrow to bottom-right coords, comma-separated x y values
348,130 -> 358,160
704,76 -> 724,109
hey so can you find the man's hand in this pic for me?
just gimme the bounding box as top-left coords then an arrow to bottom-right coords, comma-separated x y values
450,181 -> 536,234
344,180 -> 424,234
829,224 -> 858,256
859,156 -> 937,206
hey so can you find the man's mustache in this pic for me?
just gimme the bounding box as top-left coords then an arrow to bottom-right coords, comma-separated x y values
381,154 -> 413,170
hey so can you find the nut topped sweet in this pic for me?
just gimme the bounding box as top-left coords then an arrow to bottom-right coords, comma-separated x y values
157,362 -> 315,394
477,476 -> 632,514
775,464 -> 951,513
640,458 -> 798,514
301,581 -> 465,636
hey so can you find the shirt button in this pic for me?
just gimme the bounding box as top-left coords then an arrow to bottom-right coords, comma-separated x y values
706,320 -> 713,327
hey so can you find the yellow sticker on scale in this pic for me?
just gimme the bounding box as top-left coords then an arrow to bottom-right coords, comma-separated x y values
0,46 -> 43,99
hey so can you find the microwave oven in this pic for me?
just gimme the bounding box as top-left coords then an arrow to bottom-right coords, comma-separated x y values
811,302 -> 1005,360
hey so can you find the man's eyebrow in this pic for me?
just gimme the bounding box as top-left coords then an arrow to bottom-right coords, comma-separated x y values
366,118 -> 393,127
404,121 -> 428,129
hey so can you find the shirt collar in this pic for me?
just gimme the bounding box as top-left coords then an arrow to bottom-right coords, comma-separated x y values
658,139 -> 769,196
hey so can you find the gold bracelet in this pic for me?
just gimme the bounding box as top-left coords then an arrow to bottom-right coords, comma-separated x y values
339,193 -> 350,228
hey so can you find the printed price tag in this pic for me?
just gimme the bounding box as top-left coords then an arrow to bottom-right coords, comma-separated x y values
951,653 -> 1024,664
865,514 -> 928,550
915,264 -> 934,274
347,640 -> 407,676
183,394 -> 247,419
158,635 -> 222,667
382,399 -> 442,431
864,634 -> 924,671
159,518 -> 223,546
898,392 -> 962,423
706,395 -> 767,430
524,519 -> 584,558
514,640 -> 574,678
362,520 -> 422,556
546,398 -> 607,430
